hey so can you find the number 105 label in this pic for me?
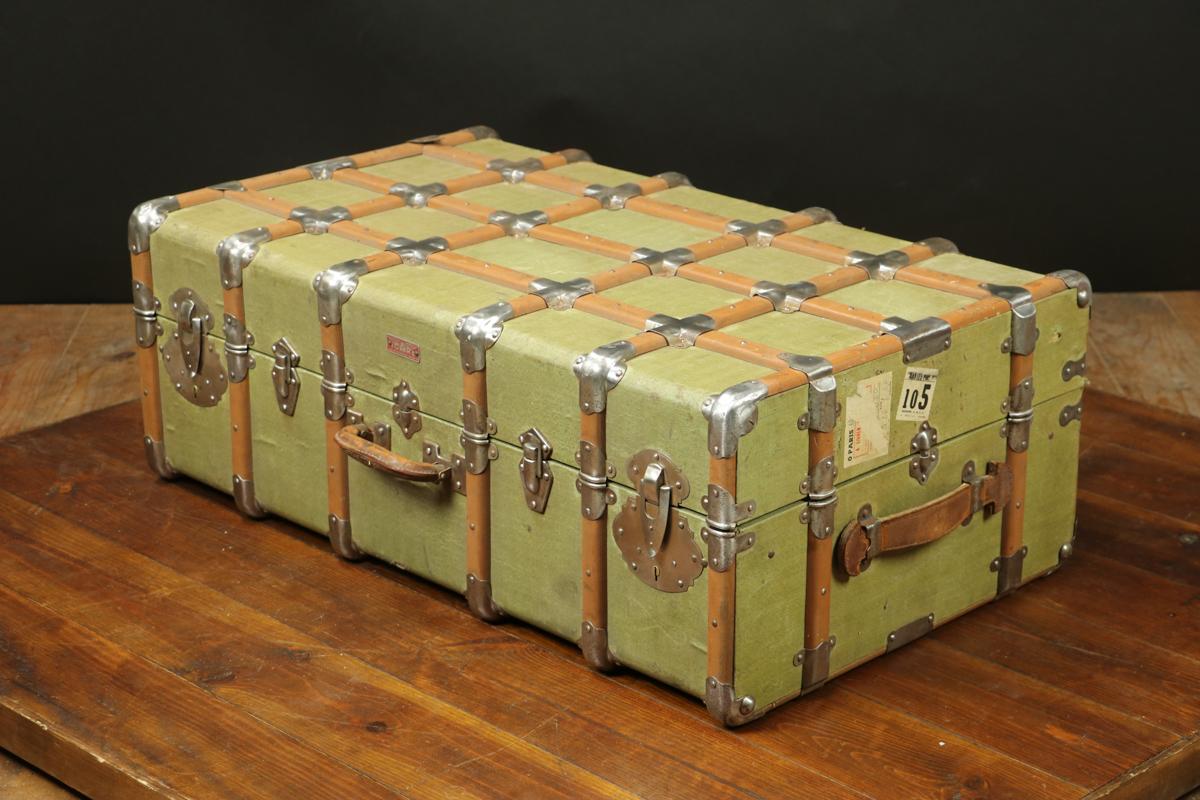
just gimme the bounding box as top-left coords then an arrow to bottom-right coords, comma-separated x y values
896,367 -> 938,422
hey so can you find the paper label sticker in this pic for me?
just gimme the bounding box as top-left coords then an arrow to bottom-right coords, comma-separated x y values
386,334 -> 421,363
844,372 -> 893,468
895,367 -> 939,422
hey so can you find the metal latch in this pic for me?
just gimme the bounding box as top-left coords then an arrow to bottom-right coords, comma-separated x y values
271,338 -> 300,416
391,380 -> 422,439
517,428 -> 553,513
908,421 -> 940,484
163,287 -> 226,407
174,293 -> 209,377
612,450 -> 703,593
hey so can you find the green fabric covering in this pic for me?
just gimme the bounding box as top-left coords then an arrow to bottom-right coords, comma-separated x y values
455,237 -> 620,283
264,179 -> 379,208
1021,387 -> 1084,578
346,390 -> 468,592
1030,290 -> 1091,405
491,447 -> 582,642
827,279 -> 973,319
454,182 -> 575,213
456,139 -> 548,160
599,275 -> 742,318
548,162 -> 646,185
828,419 -> 1007,675
352,206 -> 480,240
922,252 -> 1042,285
652,185 -> 787,221
153,199 -> 280,324
704,247 -> 839,284
157,322 -> 232,494
556,209 -> 714,251
607,484 -> 710,695
342,265 -> 520,425
735,502 -> 808,705
248,360 -> 329,531
799,221 -> 909,252
360,155 -> 478,184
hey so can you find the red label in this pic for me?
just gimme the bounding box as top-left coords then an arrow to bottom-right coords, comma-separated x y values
386,335 -> 421,363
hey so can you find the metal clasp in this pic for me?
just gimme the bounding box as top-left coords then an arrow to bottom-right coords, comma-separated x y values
613,450 -> 702,593
391,380 -> 422,439
639,461 -> 673,556
517,428 -> 553,513
175,295 -> 207,377
271,338 -> 301,416
908,421 -> 940,484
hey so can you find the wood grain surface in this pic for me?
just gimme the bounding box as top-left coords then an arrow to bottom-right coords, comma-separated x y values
0,296 -> 1196,799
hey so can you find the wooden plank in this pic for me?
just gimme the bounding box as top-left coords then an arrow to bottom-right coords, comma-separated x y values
0,582 -> 401,800
0,489 -> 646,800
1079,441 -> 1200,527
0,304 -> 138,438
1077,491 -> 1200,588
1084,733 -> 1200,800
0,751 -> 81,800
1087,292 -> 1200,418
1081,389 -> 1200,469
0,406 -> 861,800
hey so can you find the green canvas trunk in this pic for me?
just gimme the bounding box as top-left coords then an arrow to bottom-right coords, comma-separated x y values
128,125 -> 1091,725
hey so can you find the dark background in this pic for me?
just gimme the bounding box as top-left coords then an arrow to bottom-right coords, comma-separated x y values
2,0 -> 1196,304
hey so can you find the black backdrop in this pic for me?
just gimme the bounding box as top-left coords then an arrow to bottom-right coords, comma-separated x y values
3,0 -> 1197,304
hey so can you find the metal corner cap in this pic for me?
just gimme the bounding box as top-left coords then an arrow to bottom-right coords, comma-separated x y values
466,125 -> 498,140
128,195 -> 180,254
312,259 -> 369,326
143,436 -> 178,480
799,206 -> 837,224
304,157 -> 355,181
455,301 -> 515,373
779,353 -> 833,381
216,227 -> 272,289
655,171 -> 691,188
916,236 -> 958,255
702,380 -> 769,458
558,148 -> 591,163
881,316 -> 953,364
1048,269 -> 1093,308
573,340 -> 636,413
704,677 -> 756,726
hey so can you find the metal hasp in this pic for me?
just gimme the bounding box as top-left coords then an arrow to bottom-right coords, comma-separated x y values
983,284 -> 1038,356
222,314 -> 254,383
574,340 -> 635,414
217,227 -> 271,289
517,428 -> 554,513
488,209 -> 549,238
131,279 -> 161,347
388,182 -> 447,208
529,277 -> 595,310
1048,269 -> 1093,308
319,349 -> 353,421
751,280 -> 818,313
645,313 -> 716,348
128,195 -> 180,254
880,316 -> 952,364
1003,376 -> 1035,452
385,236 -> 448,265
162,288 -> 227,407
304,157 -> 355,180
612,450 -> 704,592
455,301 -> 514,373
290,205 -> 352,235
908,421 -> 940,484
702,380 -> 769,458
391,380 -> 421,439
313,259 -> 369,325
886,613 -> 935,653
459,398 -> 498,474
270,338 -> 301,415
845,249 -> 911,281
725,218 -> 787,247
632,247 -> 696,277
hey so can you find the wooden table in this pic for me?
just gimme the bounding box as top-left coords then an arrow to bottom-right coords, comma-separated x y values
0,299 -> 1197,799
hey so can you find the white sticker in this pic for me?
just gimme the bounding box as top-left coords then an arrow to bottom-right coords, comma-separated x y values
896,367 -> 939,422
843,372 -> 892,468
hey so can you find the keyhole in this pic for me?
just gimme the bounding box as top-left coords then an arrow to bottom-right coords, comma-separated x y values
653,565 -> 661,583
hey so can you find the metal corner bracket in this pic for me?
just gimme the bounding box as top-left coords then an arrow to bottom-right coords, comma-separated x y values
385,235 -> 448,265
455,301 -> 515,373
1048,269 -> 1093,308
579,621 -> 617,671
880,316 -> 952,363
631,247 -> 695,277
704,677 -> 757,726
143,436 -> 178,480
488,209 -> 549,237
128,195 -> 180,254
982,283 -> 1038,356
725,219 -> 787,247
217,227 -> 272,289
328,513 -> 363,560
313,259 -> 369,326
796,637 -> 835,693
529,277 -> 595,310
466,574 -> 504,622
702,380 -> 769,458
232,474 -> 267,519
751,280 -> 818,313
845,249 -> 911,281
780,354 -> 837,432
992,547 -> 1027,596
573,340 -> 636,413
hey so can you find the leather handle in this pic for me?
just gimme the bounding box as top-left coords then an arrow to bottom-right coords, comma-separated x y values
334,424 -> 450,483
835,461 -> 1012,577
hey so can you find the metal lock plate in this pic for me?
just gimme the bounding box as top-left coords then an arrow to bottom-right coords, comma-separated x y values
161,288 -> 226,407
391,380 -> 422,439
612,450 -> 703,593
270,338 -> 301,415
908,421 -> 940,484
517,428 -> 553,513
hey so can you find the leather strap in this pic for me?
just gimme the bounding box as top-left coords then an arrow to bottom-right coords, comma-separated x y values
334,424 -> 450,482
836,461 -> 1012,577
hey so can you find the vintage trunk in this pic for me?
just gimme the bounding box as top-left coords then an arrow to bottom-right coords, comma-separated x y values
128,125 -> 1091,725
